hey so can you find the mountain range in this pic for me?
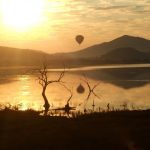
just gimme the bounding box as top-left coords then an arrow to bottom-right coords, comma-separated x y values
0,35 -> 150,67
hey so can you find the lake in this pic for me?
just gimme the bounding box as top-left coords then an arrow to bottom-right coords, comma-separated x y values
0,64 -> 150,111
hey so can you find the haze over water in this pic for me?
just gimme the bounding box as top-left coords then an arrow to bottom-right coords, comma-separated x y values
0,64 -> 150,111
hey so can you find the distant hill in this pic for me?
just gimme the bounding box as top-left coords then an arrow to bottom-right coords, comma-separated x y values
69,35 -> 150,59
0,46 -> 49,66
0,35 -> 150,67
100,47 -> 150,64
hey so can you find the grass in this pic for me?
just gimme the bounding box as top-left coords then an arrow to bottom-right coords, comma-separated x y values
0,109 -> 150,150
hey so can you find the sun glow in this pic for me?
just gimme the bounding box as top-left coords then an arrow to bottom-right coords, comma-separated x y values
1,0 -> 44,31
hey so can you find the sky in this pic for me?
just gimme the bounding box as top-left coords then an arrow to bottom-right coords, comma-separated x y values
0,0 -> 150,53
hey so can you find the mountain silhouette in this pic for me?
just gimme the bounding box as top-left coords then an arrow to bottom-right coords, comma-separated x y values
0,35 -> 150,67
0,46 -> 49,66
70,35 -> 150,59
100,47 -> 150,63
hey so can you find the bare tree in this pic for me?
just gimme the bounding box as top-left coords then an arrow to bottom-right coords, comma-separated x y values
60,84 -> 74,116
81,75 -> 102,113
82,75 -> 100,101
63,84 -> 73,105
52,84 -> 75,117
92,99 -> 95,112
38,63 -> 65,115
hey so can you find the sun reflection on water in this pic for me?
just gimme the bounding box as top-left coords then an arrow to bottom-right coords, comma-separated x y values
0,70 -> 150,111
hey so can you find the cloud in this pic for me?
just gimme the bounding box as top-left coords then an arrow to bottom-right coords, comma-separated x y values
44,0 -> 150,35
91,5 -> 130,10
1,0 -> 150,52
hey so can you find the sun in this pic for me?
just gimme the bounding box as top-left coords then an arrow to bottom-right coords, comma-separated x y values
1,0 -> 44,31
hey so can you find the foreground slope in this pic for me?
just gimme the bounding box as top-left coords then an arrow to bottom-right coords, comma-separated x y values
0,110 -> 150,150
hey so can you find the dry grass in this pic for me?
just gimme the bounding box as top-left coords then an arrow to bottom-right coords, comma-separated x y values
0,109 -> 150,150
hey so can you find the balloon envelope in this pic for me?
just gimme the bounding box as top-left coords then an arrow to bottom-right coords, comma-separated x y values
75,35 -> 84,45
77,84 -> 85,94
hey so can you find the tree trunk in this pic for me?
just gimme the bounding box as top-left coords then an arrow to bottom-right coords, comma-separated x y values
42,86 -> 50,115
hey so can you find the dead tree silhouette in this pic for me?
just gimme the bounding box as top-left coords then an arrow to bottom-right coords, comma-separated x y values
107,103 -> 110,111
60,84 -> 74,116
52,84 -> 75,117
82,75 -> 101,110
38,63 -> 65,115
92,99 -> 95,112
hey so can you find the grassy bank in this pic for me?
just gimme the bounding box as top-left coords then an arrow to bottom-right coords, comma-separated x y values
0,109 -> 150,150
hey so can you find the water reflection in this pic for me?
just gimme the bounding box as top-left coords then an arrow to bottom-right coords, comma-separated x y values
75,67 -> 150,89
0,66 -> 150,110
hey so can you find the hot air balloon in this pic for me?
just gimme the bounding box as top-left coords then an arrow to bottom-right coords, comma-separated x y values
77,83 -> 85,94
75,35 -> 84,45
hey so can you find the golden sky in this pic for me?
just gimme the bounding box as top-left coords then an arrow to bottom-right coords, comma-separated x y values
0,0 -> 150,53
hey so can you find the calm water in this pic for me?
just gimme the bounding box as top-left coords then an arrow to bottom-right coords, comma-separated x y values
0,64 -> 150,111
